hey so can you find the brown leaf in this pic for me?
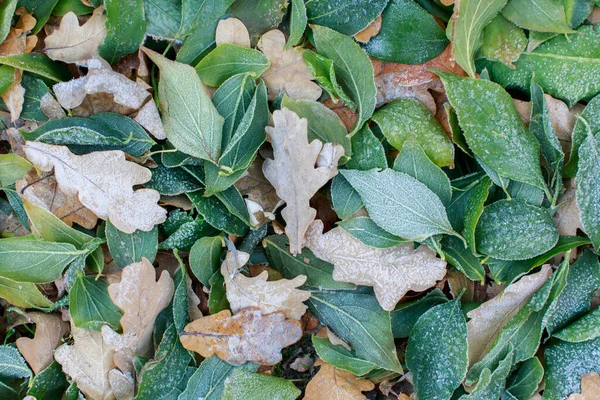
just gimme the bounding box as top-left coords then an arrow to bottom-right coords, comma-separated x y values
554,183 -> 583,236
305,360 -> 375,400
215,18 -> 251,48
263,109 -> 343,254
323,97 -> 357,131
40,92 -> 67,120
235,155 -> 281,212
180,308 -> 302,366
15,313 -> 68,375
354,15 -> 382,43
568,372 -> 600,400
1,68 -> 24,122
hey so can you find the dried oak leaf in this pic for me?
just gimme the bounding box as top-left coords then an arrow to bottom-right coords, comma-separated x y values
180,308 -> 302,366
466,265 -> 553,365
15,312 -> 68,375
23,142 -> 166,233
568,373 -> 600,400
305,360 -> 375,400
263,109 -> 343,254
305,220 -> 446,311
235,155 -> 281,212
257,30 -> 322,101
354,15 -> 382,43
221,246 -> 310,320
0,9 -> 37,56
44,6 -> 107,65
215,18 -> 251,48
2,68 -> 24,122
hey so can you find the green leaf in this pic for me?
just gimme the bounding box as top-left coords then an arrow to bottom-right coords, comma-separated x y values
393,140 -> 452,206
391,288 -> 448,338
173,265 -> 189,333
506,181 -> 544,207
106,221 -> 158,268
312,25 -> 376,135
0,276 -> 52,308
306,0 -> 388,36
463,176 -> 493,253
311,336 -> 377,376
22,113 -> 155,157
503,0 -> 575,33
98,0 -> 146,64
208,270 -> 229,314
338,217 -> 408,249
189,236 -> 223,287
159,217 -> 217,252
480,15 -> 527,68
436,71 -> 545,189
20,74 -> 50,122
146,162 -> 202,196
460,349 -> 514,400
576,132 -> 600,248
406,299 -> 468,400
285,0 -> 307,49
28,361 -> 69,400
144,0 -> 181,39
222,369 -> 301,400
452,0 -> 508,78
364,0 -> 448,64
53,0 -> 93,16
308,289 -> 403,373
565,0 -> 596,27
0,154 -> 32,187
441,235 -> 486,283
346,125 -> 386,171
179,0 -> 235,38
142,48 -> 224,164
230,0 -> 287,42
195,44 -> 270,87
69,274 -> 121,330
330,175 -> 363,220
554,307 -> 600,342
341,169 -> 457,241
176,18 -> 218,65
187,191 -> 249,236
0,53 -> 70,82
448,172 -> 487,231
543,337 -> 600,400
564,94 -> 600,177
504,357 -> 544,400
179,356 -> 257,400
0,345 -> 31,380
302,50 -> 356,109
16,0 -> 59,32
0,0 -> 18,43
0,65 -> 14,96
372,98 -> 454,167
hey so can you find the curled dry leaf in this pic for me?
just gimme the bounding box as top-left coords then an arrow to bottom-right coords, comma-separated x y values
554,185 -> 583,236
1,68 -> 24,122
466,265 -> 553,365
215,18 -> 251,48
257,30 -> 322,101
245,199 -> 275,228
568,372 -> 600,400
0,10 -> 37,56
375,76 -> 443,113
221,246 -> 310,320
235,155 -> 281,212
15,312 -> 68,375
180,308 -> 303,366
44,6 -> 107,65
263,109 -> 343,254
40,93 -> 67,120
305,220 -> 447,311
305,360 -> 375,400
23,142 -> 166,233
354,15 -> 382,43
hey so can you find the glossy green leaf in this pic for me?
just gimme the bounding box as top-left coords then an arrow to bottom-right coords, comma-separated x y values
106,221 -> 158,268
195,44 -> 270,87
564,94 -> 600,177
503,0 -> 575,33
0,65 -> 14,96
0,154 -> 32,187
504,357 -> 544,400
576,132 -> 600,248
306,0 -> 388,36
53,0 -> 93,16
99,0 -> 146,63
391,288 -> 448,338
463,176 -> 493,253
285,0 -> 307,49
346,125 -> 386,171
441,235 -> 486,283
330,174 -> 363,220
27,361 -> 69,400
338,217 -> 408,249
208,270 -> 229,314
0,345 -> 31,379
0,53 -> 70,82
189,236 -> 223,287
70,274 -> 121,330
222,369 -> 301,400
481,15 -> 527,68
311,336 -> 377,376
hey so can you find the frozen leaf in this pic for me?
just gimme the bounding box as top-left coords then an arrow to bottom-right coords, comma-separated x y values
133,100 -> 167,140
263,108 -> 343,254
257,29 -> 321,101
576,133 -> 600,248
44,7 -> 107,64
23,142 -> 166,233
215,18 -> 251,48
15,313 -> 68,375
466,265 -> 552,365
305,220 -> 447,311
305,360 -> 375,400
221,246 -> 310,320
40,92 -> 66,120
554,186 -> 583,236
180,308 -> 303,366
1,68 -> 24,121
568,373 -> 600,400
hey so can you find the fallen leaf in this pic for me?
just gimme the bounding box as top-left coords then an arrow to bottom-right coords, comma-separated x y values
257,29 -> 322,101
1,68 -> 24,122
40,92 -> 67,120
263,108 -> 343,254
305,220 -> 447,311
375,76 -> 442,113
15,313 -> 68,375
305,360 -> 375,400
108,369 -> 134,400
180,308 -> 303,366
44,7 -> 107,64
23,142 -> 166,233
354,15 -> 382,43
215,17 -> 251,48
235,155 -> 281,212
132,100 -> 167,140
187,273 -> 203,321
554,184 -> 583,236
323,96 -> 357,131
221,245 -> 310,320
0,10 -> 37,56
568,372 -> 600,400
466,265 -> 553,365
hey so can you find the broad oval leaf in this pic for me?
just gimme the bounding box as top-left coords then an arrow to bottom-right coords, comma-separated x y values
503,0 -> 575,33
195,44 -> 270,87
306,0 -> 388,36
99,0 -> 146,63
576,133 -> 600,248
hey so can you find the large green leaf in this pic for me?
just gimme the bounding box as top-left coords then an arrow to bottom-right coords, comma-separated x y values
503,0 -> 575,33
0,276 -> 52,309
27,361 -> 69,400
69,274 -> 122,330
306,0 -> 388,36
222,369 -> 301,400
106,222 -> 158,268
576,132 -> 600,248
195,44 -> 270,87
189,236 -> 223,287
0,345 -> 31,380
99,0 -> 146,63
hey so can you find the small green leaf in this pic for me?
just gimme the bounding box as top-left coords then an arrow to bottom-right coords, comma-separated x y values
312,336 -> 377,376
195,44 -> 270,87
460,349 -> 514,400
503,0 -> 575,33
330,175 -> 363,220
441,236 -> 486,283
504,357 -> 544,400
447,172 -> 487,231
0,345 -> 32,380
159,217 -> 217,252
338,217 -> 408,249
463,176 -> 493,253
346,125 -> 386,171
576,132 -> 600,248
222,369 -> 301,400
99,0 -> 146,63
106,221 -> 158,268
554,307 -> 600,342
189,236 -> 223,287
172,265 -> 189,333
188,191 -> 249,236
480,15 -> 527,68
0,53 -> 70,82
285,0 -> 307,49
391,288 -> 448,338
306,0 -> 388,36
20,74 -> 50,122
302,50 -> 356,109
564,93 -> 600,177
208,270 -> 229,314
70,274 -> 122,330
0,276 -> 52,309
0,154 -> 32,187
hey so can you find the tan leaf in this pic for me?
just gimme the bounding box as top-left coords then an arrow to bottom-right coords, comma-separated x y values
245,198 -> 275,228
133,100 -> 167,140
40,92 -> 67,120
554,185 -> 583,236
15,313 -> 68,375
54,326 -> 116,400
0,28 -> 27,55
180,308 -> 302,366
305,360 -> 375,400
323,97 -> 357,131
221,246 -> 310,320
262,109 -> 343,254
354,15 -> 382,43
466,265 -> 553,365
375,77 -> 441,113
44,7 -> 107,64
257,30 -> 322,101
235,155 -> 280,212
305,220 -> 446,311
568,372 -> 600,400
215,18 -> 251,48
108,369 -> 134,400
1,69 -> 24,122
23,143 -> 166,233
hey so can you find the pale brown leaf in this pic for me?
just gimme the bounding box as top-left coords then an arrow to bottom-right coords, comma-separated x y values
1,69 -> 24,122
305,360 -> 375,400
235,155 -> 281,212
215,18 -> 251,48
40,92 -> 67,120
354,15 -> 382,43
554,184 -> 583,236
568,372 -> 600,400
15,313 -> 68,375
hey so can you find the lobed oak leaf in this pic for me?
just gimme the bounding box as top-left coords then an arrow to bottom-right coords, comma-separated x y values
22,142 -> 166,233
221,246 -> 310,320
215,18 -> 251,48
257,30 -> 322,101
305,360 -> 375,400
568,373 -> 600,400
180,308 -> 302,366
0,10 -> 37,56
263,109 -> 343,254
235,155 -> 281,212
305,220 -> 447,311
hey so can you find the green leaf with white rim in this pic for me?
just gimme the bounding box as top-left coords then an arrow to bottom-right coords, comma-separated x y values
305,0 -> 388,36
189,236 -> 223,287
364,0 -> 448,64
391,288 -> 448,338
285,0 -> 307,49
302,50 -> 356,109
462,175 -> 493,253
99,0 -> 146,64
576,132 -> 600,249
0,154 -> 32,187
441,235 -> 486,283
338,217 -> 408,249
144,0 -> 181,40
341,169 -> 458,242
311,336 -> 377,376
0,276 -> 52,309
0,345 -> 31,380
460,348 -> 514,400
69,274 -> 122,330
0,0 -> 17,43
312,25 -> 376,135
142,48 -> 224,164
553,307 -> 600,343
106,221 -> 158,268
502,0 -> 575,33
178,0 -> 235,38
564,94 -> 600,177
406,299 -> 468,400
480,15 -> 527,68
222,369 -> 301,400
0,53 -> 70,82
330,174 -> 363,220
346,125 -> 386,171
372,98 -> 454,168
195,44 -> 270,87
437,70 -> 546,190
504,357 -> 544,400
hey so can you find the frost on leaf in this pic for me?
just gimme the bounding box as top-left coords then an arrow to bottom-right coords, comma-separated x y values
221,245 -> 310,320
466,265 -> 552,365
257,30 -> 322,101
215,18 -> 251,48
180,308 -> 302,366
554,185 -> 583,236
568,372 -> 600,400
263,109 -> 343,254
235,155 -> 281,212
305,360 -> 375,400
22,142 -> 166,233
2,69 -> 24,122
44,7 -> 107,65
305,220 -> 447,311
354,15 -> 382,43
